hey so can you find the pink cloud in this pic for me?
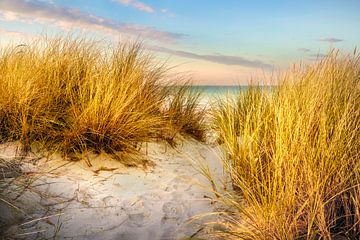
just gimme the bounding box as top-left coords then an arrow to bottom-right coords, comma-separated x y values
114,0 -> 155,13
148,45 -> 273,69
0,27 -> 32,39
0,0 -> 184,42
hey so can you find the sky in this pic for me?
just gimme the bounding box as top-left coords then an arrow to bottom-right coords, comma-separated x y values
0,0 -> 359,85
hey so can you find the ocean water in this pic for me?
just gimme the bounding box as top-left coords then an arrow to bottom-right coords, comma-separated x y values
191,85 -> 272,102
183,86 -> 239,107
166,85 -> 271,106
189,85 -> 249,97
191,85 -> 274,107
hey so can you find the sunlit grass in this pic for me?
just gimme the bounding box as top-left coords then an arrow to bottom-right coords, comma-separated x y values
0,36 -> 206,164
163,84 -> 207,143
211,51 -> 360,239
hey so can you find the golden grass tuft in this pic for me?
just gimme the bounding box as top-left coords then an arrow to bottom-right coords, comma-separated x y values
0,36 -> 206,164
163,84 -> 207,143
211,51 -> 360,239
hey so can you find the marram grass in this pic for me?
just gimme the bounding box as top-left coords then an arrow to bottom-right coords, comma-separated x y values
0,36 -> 206,164
163,84 -> 207,143
211,51 -> 360,239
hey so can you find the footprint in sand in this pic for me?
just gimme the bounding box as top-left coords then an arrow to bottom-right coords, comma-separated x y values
123,199 -> 152,227
140,191 -> 162,202
169,176 -> 193,191
162,201 -> 184,222
102,195 -> 119,206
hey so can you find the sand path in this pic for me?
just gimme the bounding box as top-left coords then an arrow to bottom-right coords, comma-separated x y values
0,139 -> 224,240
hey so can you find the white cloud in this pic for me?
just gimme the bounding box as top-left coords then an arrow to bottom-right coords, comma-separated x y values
114,0 -> 155,13
0,0 -> 184,42
160,8 -> 175,17
160,8 -> 168,13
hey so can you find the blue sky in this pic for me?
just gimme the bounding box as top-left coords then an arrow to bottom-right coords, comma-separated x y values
0,0 -> 359,85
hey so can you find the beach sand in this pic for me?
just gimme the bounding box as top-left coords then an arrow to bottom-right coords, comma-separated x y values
0,138 -> 225,239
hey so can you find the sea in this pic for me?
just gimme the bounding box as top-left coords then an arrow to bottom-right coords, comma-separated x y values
182,85 -> 271,107
166,85 -> 272,106
190,85 -> 248,97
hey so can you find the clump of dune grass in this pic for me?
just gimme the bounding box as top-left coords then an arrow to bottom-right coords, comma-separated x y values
211,51 -> 360,239
0,36 -> 205,164
163,84 -> 207,143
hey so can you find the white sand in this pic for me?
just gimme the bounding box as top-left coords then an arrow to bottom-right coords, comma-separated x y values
0,138 -> 225,239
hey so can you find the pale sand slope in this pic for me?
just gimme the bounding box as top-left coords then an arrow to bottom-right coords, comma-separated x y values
0,138 -> 225,240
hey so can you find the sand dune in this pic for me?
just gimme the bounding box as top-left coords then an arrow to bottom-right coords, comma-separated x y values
0,139 -> 225,239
